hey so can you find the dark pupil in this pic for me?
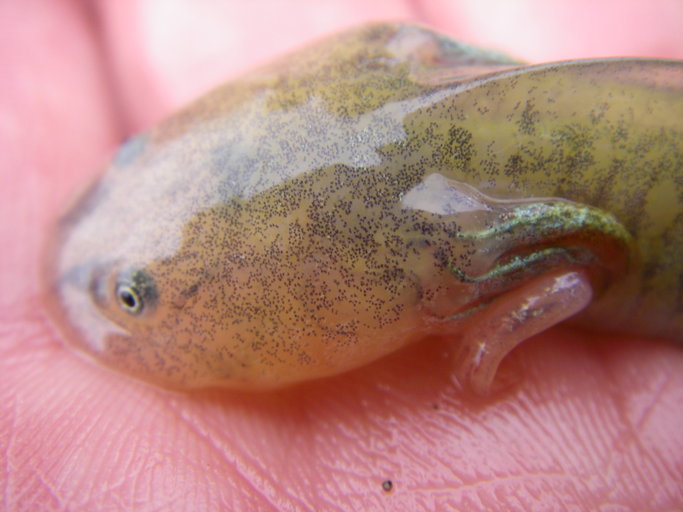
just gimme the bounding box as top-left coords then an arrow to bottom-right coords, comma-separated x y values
115,269 -> 156,315
119,289 -> 138,309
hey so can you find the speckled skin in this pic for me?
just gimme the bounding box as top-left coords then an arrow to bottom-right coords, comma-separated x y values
44,23 -> 683,390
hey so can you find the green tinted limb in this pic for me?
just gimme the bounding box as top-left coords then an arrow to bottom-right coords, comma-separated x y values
456,203 -> 631,246
449,247 -> 574,284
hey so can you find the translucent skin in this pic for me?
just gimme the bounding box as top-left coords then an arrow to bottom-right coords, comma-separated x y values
43,23 -> 683,390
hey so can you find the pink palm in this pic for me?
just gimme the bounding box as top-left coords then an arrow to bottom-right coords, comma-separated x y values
2,1 -> 682,510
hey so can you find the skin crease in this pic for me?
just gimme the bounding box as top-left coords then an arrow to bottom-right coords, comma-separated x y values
1,1 -> 682,511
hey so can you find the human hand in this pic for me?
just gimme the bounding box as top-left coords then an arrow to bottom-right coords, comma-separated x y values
2,1 -> 682,510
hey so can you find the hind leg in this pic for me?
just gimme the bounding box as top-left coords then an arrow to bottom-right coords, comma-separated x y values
453,268 -> 593,395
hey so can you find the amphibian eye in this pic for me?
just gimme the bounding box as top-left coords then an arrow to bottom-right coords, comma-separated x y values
115,270 -> 156,315
116,284 -> 143,314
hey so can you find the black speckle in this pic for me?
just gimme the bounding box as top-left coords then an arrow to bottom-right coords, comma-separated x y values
382,480 -> 393,492
517,99 -> 539,135
447,126 -> 473,169
504,153 -> 526,178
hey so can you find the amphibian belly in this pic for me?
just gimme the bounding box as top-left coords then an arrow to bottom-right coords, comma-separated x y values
43,23 -> 683,391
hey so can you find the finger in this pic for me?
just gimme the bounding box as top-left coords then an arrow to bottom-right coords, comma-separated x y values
36,2 -> 683,511
0,2 -> 117,327
96,0 -> 416,130
421,0 -> 683,60
0,0 -> 120,509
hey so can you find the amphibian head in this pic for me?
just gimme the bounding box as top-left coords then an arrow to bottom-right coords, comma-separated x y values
43,23 -> 683,391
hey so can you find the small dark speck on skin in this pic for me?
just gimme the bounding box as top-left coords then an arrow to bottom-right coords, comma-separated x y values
382,480 -> 393,492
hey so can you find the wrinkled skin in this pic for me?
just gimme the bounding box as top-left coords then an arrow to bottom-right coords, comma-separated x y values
2,1 -> 683,511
